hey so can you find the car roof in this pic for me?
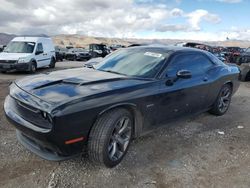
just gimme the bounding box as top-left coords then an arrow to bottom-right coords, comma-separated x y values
12,37 -> 51,43
128,45 -> 206,54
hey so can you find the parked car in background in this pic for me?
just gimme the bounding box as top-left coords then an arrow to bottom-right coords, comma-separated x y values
4,46 -> 240,168
214,52 -> 227,63
225,46 -> 243,64
0,45 -> 6,52
0,37 -> 56,73
89,44 -> 110,58
238,47 -> 250,81
227,47 -> 243,55
65,48 -> 91,61
110,44 -> 125,52
84,57 -> 103,68
55,46 -> 67,61
127,43 -> 144,47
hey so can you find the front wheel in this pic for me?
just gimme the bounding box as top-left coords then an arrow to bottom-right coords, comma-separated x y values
29,62 -> 37,73
88,108 -> 133,168
209,84 -> 232,116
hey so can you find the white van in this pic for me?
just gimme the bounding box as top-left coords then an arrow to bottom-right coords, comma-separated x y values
0,37 -> 56,73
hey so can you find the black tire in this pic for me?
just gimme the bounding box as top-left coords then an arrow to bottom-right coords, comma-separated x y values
49,58 -> 56,68
88,108 -> 133,168
209,84 -> 232,116
1,71 -> 6,73
245,71 -> 250,81
92,52 -> 98,58
29,62 -> 37,73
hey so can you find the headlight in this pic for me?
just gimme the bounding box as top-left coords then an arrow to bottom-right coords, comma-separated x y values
17,58 -> 29,63
9,82 -> 21,96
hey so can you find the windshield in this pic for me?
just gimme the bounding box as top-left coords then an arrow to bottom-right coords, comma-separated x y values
4,41 -> 35,53
246,48 -> 250,53
95,48 -> 169,78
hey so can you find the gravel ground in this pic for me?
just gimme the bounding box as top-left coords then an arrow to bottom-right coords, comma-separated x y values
0,61 -> 249,188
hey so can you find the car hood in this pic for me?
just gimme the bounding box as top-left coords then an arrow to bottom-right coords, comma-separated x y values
14,68 -> 150,105
0,52 -> 32,60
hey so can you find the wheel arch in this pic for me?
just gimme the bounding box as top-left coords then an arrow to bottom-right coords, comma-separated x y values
97,103 -> 144,139
52,55 -> 56,61
224,80 -> 233,89
29,58 -> 37,69
30,58 -> 37,65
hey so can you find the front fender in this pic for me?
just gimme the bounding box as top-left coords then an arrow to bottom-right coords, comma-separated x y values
97,103 -> 144,138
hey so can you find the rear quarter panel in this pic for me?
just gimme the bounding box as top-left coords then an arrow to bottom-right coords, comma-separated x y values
206,64 -> 240,107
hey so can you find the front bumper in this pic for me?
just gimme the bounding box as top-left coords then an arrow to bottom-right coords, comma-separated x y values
76,55 -> 91,60
16,130 -> 76,161
0,63 -> 29,71
4,95 -> 86,161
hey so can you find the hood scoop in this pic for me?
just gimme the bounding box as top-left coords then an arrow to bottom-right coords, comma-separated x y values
33,79 -> 79,90
32,77 -> 127,91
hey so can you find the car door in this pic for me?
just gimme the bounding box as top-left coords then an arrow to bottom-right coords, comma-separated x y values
156,52 -> 214,125
35,43 -> 49,68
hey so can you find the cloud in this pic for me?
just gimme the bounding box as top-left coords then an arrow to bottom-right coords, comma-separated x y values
3,0 -> 250,42
156,24 -> 188,32
186,9 -> 221,31
0,0 -> 223,40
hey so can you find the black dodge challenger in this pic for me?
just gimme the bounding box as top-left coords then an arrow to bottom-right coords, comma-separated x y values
4,46 -> 240,167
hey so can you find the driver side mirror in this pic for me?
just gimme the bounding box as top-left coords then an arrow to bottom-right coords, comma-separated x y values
35,50 -> 43,55
176,70 -> 192,79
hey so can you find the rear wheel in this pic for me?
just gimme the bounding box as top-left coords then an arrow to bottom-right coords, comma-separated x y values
209,84 -> 232,116
49,58 -> 56,68
245,71 -> 250,81
88,108 -> 133,168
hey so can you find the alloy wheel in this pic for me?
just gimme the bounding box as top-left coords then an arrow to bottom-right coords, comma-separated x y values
218,87 -> 231,113
108,116 -> 132,161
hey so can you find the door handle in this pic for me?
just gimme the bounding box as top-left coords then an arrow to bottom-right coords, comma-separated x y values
43,53 -> 47,56
203,77 -> 208,82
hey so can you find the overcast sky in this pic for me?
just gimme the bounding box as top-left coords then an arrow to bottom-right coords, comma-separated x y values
0,0 -> 249,41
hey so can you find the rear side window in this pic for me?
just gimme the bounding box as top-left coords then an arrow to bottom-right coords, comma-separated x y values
206,51 -> 224,65
166,53 -> 213,77
37,43 -> 43,52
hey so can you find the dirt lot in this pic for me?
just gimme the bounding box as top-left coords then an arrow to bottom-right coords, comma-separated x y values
0,61 -> 249,188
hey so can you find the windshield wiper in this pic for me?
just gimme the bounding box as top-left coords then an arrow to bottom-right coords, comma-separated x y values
103,70 -> 128,76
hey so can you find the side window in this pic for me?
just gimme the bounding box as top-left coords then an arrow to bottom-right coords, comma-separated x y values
166,53 -> 213,77
206,52 -> 224,65
36,43 -> 43,53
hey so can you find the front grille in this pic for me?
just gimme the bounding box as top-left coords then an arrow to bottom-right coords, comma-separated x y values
0,60 -> 17,64
9,97 -> 52,130
66,54 -> 74,57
